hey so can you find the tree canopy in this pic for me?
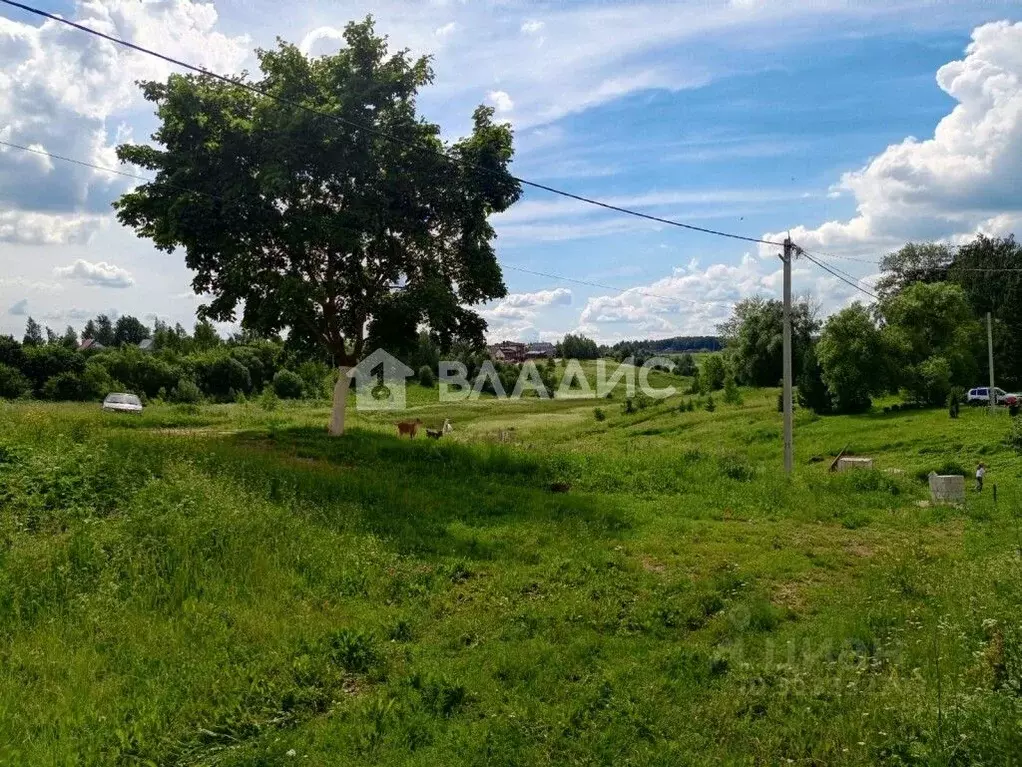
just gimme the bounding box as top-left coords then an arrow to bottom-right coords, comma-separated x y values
718,296 -> 819,387
115,18 -> 520,435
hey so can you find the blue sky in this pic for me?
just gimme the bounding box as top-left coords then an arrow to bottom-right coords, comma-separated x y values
1,0 -> 1021,343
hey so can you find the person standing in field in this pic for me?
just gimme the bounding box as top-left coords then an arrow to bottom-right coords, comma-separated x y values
976,462 -> 986,492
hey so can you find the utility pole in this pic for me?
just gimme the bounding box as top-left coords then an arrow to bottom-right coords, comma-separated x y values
781,238 -> 794,475
987,311 -> 996,414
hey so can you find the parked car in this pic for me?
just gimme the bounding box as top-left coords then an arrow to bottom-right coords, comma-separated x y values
102,392 -> 143,414
966,387 -> 1019,406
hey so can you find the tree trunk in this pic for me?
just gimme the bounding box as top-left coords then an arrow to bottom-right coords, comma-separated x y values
329,366 -> 353,436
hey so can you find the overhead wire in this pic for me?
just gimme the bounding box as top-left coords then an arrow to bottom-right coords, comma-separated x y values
0,136 -> 748,310
501,264 -> 739,307
798,249 -> 879,301
0,0 -> 784,248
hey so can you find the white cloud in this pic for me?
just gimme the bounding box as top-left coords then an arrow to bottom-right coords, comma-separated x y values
55,259 -> 135,288
482,287 -> 571,339
434,22 -> 458,37
0,0 -> 250,244
764,21 -> 1022,256
520,20 -> 544,35
493,187 -> 809,242
502,287 -> 572,308
8,298 -> 28,316
487,89 -> 514,113
0,210 -> 106,245
572,255 -> 864,343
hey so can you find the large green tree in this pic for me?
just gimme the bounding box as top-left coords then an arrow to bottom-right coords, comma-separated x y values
717,297 -> 819,387
875,242 -> 955,300
880,281 -> 980,405
114,315 -> 151,346
816,303 -> 887,414
22,317 -> 43,347
115,19 -> 520,434
951,235 -> 1022,387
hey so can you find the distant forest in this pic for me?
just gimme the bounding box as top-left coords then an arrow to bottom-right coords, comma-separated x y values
602,336 -> 722,358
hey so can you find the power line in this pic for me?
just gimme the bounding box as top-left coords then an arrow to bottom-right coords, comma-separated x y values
803,246 -> 1022,273
800,249 -> 879,301
799,249 -> 878,292
502,264 -> 739,307
0,134 -> 744,312
0,138 -> 153,184
0,0 -> 783,248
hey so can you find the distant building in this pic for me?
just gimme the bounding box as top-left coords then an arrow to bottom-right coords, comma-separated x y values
488,341 -> 527,363
79,338 -> 105,351
138,338 -> 155,351
526,341 -> 556,359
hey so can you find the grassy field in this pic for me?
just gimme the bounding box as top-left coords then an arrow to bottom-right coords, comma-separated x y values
1,367 -> 1021,765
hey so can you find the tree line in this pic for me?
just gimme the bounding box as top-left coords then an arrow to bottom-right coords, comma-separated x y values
708,234 -> 1022,414
0,314 -> 333,404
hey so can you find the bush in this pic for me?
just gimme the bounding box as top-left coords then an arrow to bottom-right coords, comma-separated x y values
259,387 -> 279,411
705,394 -> 716,412
171,377 -> 202,404
194,354 -> 252,400
42,372 -> 90,401
623,398 -> 635,414
593,407 -> 606,422
417,365 -> 435,388
0,363 -> 31,399
718,453 -> 753,481
273,369 -> 305,399
722,376 -> 742,406
1008,417 -> 1022,454
700,356 -> 726,392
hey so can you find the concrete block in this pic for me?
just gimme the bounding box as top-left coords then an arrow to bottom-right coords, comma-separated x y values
928,474 -> 965,504
837,457 -> 874,472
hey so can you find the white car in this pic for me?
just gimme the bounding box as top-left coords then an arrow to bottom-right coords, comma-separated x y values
966,387 -> 1019,406
102,392 -> 143,414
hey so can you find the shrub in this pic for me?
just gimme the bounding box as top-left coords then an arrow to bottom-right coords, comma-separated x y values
83,360 -> 116,400
1008,417 -> 1022,454
623,398 -> 635,414
417,365 -> 435,388
193,354 -> 252,400
171,377 -> 202,404
705,394 -> 716,412
722,376 -> 742,406
273,369 -> 305,399
686,370 -> 701,395
0,363 -> 31,399
700,355 -> 726,392
259,387 -> 279,411
42,372 -> 90,401
593,407 -> 606,421
797,343 -> 832,414
326,629 -> 379,673
718,453 -> 753,481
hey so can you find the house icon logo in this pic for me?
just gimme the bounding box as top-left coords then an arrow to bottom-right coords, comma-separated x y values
351,349 -> 415,411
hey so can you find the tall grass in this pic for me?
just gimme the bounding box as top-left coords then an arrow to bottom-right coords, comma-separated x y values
0,396 -> 1019,764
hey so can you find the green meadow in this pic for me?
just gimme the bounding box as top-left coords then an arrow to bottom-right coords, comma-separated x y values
1,367 -> 1020,765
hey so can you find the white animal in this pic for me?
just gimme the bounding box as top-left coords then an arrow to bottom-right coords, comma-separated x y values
442,418 -> 453,435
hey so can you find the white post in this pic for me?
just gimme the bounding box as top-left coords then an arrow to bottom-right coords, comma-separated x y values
329,366 -> 352,435
988,312 -> 996,414
782,238 -> 794,475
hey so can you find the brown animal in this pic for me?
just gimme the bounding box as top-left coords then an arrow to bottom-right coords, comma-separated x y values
426,428 -> 443,439
396,419 -> 423,438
